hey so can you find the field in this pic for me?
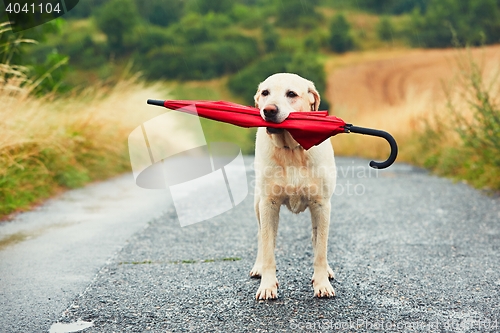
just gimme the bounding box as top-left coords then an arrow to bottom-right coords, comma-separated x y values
2,39 -> 499,218
325,45 -> 500,164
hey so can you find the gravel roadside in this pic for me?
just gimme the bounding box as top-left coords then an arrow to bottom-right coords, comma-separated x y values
55,157 -> 500,332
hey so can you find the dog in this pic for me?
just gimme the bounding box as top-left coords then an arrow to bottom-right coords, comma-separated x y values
251,73 -> 336,300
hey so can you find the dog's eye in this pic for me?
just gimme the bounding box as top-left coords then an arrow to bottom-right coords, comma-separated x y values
261,90 -> 269,96
286,91 -> 298,98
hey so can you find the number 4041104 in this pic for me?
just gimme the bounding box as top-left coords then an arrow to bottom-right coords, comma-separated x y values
5,2 -> 62,14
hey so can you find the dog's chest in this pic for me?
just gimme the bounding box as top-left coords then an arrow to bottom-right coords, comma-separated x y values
267,163 -> 326,213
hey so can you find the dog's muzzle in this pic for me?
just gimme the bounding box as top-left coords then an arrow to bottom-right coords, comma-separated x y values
263,104 -> 284,134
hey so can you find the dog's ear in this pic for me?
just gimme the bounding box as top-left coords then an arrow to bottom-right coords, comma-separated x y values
254,84 -> 262,108
307,81 -> 321,111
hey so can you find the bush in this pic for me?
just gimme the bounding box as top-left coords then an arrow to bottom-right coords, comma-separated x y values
95,0 -> 140,53
377,16 -> 394,42
1,19 -> 71,95
227,53 -> 293,105
407,0 -> 500,48
141,35 -> 259,80
62,0 -> 108,18
274,0 -> 320,28
303,32 -> 322,51
231,4 -> 263,29
132,25 -> 180,54
30,50 -> 70,95
328,13 -> 354,53
57,30 -> 107,70
450,57 -> 500,174
414,52 -> 500,189
354,0 -> 428,14
170,12 -> 232,45
262,23 -> 279,53
186,0 -> 234,14
135,0 -> 184,27
227,52 -> 329,109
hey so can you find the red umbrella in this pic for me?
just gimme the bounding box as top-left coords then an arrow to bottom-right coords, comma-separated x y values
147,99 -> 397,169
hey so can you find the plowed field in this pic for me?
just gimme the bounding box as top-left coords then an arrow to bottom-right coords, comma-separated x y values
325,45 -> 500,158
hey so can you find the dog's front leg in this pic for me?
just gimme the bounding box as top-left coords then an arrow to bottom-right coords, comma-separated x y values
255,198 -> 280,300
310,200 -> 335,297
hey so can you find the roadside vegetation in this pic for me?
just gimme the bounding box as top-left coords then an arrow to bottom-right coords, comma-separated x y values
0,24 -> 168,216
325,45 -> 500,191
1,0 -> 499,218
411,50 -> 500,190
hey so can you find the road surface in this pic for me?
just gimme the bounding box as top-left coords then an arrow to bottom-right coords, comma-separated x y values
1,157 -> 499,332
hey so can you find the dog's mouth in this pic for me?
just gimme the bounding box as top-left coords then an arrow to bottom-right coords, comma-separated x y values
266,127 -> 284,135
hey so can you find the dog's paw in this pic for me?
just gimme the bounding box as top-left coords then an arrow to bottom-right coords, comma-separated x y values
249,265 -> 262,278
255,279 -> 279,300
312,275 -> 335,298
327,266 -> 335,279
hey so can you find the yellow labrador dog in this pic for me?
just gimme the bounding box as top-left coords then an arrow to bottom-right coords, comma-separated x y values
251,73 -> 336,300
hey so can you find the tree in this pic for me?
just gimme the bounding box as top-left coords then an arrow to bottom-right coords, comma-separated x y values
262,23 -> 279,53
95,0 -> 139,53
377,16 -> 394,42
274,0 -> 319,27
355,0 -> 428,14
328,13 -> 354,53
186,0 -> 234,14
63,0 -> 108,18
135,0 -> 184,27
407,0 -> 500,47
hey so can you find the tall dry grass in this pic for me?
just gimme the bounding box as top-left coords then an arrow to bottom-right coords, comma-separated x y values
0,26 -> 168,216
1,75 -> 168,216
329,47 -> 500,190
410,51 -> 500,189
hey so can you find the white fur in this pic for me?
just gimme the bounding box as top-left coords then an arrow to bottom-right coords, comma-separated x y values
251,73 -> 337,299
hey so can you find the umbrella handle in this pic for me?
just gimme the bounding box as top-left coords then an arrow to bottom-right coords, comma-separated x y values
344,124 -> 398,169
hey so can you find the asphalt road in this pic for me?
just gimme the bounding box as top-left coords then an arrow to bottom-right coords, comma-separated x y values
1,157 -> 499,333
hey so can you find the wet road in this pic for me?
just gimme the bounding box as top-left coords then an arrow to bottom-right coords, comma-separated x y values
1,157 -> 499,332
0,174 -> 170,332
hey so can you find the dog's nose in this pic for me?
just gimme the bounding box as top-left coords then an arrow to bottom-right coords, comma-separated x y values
263,105 -> 278,119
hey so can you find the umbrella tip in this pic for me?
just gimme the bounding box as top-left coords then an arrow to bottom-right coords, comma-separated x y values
147,99 -> 165,107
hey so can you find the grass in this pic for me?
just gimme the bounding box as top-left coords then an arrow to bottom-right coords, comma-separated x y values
0,75 -> 169,217
0,33 -> 168,218
2,13 -> 498,221
0,43 -> 254,219
409,50 -> 500,190
325,45 -> 500,191
0,23 -> 258,219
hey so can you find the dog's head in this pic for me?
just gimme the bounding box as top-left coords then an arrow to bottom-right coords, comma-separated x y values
254,73 -> 321,127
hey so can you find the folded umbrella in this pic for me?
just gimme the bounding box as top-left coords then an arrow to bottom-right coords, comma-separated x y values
147,99 -> 398,169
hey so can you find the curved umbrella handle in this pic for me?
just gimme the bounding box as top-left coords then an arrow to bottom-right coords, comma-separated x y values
344,124 -> 398,169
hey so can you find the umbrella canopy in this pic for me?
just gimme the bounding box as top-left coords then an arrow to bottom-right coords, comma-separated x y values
147,99 -> 398,169
149,100 -> 346,150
